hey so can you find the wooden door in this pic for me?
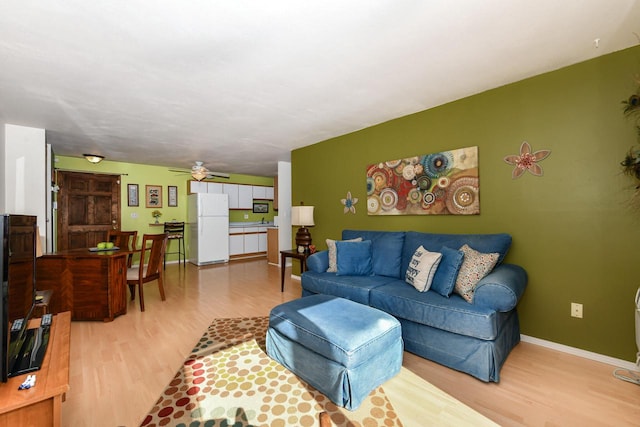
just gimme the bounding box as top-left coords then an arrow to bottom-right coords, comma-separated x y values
56,171 -> 121,250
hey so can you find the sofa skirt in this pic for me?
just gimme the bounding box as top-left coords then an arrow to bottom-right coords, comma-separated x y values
266,325 -> 403,410
398,309 -> 521,382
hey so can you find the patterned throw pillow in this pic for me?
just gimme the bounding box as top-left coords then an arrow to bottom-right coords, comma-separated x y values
454,244 -> 499,303
405,246 -> 442,292
326,237 -> 362,272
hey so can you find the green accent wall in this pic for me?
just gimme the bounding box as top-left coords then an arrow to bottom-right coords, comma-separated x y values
292,46 -> 640,362
54,156 -> 274,260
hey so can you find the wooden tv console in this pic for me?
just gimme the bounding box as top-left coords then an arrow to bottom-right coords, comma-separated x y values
0,311 -> 70,427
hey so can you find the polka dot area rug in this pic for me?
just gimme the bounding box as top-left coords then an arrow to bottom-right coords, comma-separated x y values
140,317 -> 402,427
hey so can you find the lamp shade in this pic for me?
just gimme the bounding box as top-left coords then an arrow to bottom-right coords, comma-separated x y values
291,206 -> 314,227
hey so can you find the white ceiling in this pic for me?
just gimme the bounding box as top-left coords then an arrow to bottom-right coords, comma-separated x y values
1,1 -> 639,177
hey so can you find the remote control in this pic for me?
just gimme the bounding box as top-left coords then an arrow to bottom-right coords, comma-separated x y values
40,313 -> 52,328
10,318 -> 23,332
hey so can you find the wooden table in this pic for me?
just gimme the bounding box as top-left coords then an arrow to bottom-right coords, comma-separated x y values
280,249 -> 311,292
0,312 -> 70,427
36,248 -> 131,321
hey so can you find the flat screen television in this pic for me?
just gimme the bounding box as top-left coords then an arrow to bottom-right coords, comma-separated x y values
0,214 -> 38,383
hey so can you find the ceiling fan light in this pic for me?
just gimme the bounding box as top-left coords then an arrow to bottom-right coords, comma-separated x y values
83,154 -> 104,163
192,170 -> 208,181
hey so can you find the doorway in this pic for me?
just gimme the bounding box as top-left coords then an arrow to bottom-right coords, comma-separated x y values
56,171 -> 121,250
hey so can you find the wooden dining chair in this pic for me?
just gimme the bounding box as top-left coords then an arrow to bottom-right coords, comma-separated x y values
126,233 -> 167,312
107,230 -> 138,267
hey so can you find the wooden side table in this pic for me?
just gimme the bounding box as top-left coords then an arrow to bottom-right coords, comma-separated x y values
280,249 -> 310,292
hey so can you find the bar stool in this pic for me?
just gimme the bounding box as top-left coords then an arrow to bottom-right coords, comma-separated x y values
163,222 -> 185,268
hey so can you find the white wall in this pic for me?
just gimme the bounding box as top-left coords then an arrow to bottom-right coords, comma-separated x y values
277,161 -> 291,265
0,125 -> 5,213
3,124 -> 47,242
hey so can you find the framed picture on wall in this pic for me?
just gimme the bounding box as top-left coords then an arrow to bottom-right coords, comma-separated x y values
253,202 -> 269,213
168,185 -> 178,207
145,185 -> 162,208
127,184 -> 139,207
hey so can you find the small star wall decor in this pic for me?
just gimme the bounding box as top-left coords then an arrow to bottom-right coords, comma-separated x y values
341,191 -> 358,214
504,141 -> 551,179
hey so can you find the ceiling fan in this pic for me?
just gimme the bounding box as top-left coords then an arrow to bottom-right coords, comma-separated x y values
169,161 -> 230,181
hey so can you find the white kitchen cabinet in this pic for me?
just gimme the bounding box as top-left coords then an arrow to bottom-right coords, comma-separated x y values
244,233 -> 260,253
265,186 -> 274,200
207,182 -> 223,194
252,185 -> 267,199
223,183 -> 239,208
229,234 -> 244,256
229,225 -> 268,257
252,186 -> 274,200
258,232 -> 267,252
238,185 -> 253,209
189,180 -> 207,194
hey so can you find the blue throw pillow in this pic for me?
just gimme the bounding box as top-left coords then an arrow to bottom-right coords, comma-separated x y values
430,246 -> 465,297
336,240 -> 374,276
342,230 -> 405,278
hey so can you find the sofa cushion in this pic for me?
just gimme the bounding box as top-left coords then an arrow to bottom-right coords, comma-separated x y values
405,246 -> 442,292
430,246 -> 465,297
301,271 -> 397,305
454,244 -> 499,303
370,280 -> 503,340
342,230 -> 405,279
326,237 -> 362,272
401,231 -> 511,282
336,240 -> 374,276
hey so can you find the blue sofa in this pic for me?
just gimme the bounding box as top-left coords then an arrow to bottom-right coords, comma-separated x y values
301,229 -> 528,382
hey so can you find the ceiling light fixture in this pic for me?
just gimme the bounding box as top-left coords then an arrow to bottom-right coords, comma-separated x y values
191,169 -> 208,181
191,161 -> 209,181
83,154 -> 105,164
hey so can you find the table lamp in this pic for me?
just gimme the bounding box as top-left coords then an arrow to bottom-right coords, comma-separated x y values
291,206 -> 315,253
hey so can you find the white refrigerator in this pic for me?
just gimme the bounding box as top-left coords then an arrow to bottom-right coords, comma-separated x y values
187,193 -> 229,265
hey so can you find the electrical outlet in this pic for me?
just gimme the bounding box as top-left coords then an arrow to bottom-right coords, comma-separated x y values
571,302 -> 583,318
244,214 -> 249,219
130,212 -> 138,219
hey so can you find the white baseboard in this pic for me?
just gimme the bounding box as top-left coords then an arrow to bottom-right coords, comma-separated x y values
521,335 -> 639,371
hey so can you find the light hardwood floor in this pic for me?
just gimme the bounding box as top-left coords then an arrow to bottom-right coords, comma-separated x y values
62,259 -> 640,427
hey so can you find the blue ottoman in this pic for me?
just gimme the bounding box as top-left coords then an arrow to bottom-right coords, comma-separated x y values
266,294 -> 403,411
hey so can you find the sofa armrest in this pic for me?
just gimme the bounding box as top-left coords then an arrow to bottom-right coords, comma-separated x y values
473,264 -> 527,312
306,250 -> 329,273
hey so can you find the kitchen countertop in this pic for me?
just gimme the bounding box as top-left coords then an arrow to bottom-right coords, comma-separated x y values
229,222 -> 275,228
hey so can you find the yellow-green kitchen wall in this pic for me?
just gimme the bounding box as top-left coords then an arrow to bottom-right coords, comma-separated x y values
54,156 -> 275,261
